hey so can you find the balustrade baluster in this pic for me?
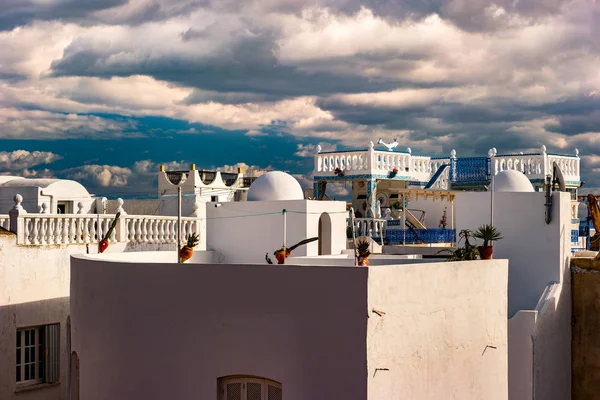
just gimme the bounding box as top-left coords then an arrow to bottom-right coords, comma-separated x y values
30,218 -> 39,245
62,217 -> 70,244
70,217 -> 77,243
23,219 -> 31,244
39,218 -> 47,245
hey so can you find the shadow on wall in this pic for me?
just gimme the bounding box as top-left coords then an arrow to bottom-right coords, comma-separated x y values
0,297 -> 70,400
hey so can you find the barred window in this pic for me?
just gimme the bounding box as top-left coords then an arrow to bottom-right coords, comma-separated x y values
16,324 -> 60,386
219,376 -> 282,400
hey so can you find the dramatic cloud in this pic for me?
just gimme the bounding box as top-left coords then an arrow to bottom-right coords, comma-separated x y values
0,150 -> 62,171
0,0 -> 599,192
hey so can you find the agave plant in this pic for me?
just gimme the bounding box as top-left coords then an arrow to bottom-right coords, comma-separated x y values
473,224 -> 503,247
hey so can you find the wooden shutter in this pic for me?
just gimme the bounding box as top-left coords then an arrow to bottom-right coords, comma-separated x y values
45,323 -> 60,383
224,381 -> 242,400
267,382 -> 282,400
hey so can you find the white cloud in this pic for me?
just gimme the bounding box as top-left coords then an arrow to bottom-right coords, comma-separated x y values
294,142 -> 337,157
64,165 -> 133,187
0,150 -> 62,170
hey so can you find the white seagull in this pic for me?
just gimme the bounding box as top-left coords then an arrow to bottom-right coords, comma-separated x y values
378,138 -> 399,151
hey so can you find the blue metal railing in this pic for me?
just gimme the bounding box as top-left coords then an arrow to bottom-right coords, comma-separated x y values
386,228 -> 456,244
424,164 -> 449,189
450,157 -> 491,183
571,229 -> 579,243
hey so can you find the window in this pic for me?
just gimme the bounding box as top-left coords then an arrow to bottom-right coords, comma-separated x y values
211,196 -> 219,202
219,376 -> 282,400
16,324 -> 60,386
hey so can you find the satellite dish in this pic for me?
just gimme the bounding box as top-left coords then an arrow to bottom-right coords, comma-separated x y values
553,162 -> 566,192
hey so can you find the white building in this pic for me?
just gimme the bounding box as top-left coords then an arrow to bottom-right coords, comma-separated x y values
0,177 -> 95,214
158,165 -> 257,216
0,153 -> 591,400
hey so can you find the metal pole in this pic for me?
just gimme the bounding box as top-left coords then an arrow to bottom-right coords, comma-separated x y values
282,209 -> 287,248
490,172 -> 495,226
350,207 -> 357,266
177,186 -> 182,263
402,194 -> 406,246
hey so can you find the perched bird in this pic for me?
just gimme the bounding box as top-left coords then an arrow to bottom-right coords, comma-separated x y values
272,237 -> 319,264
378,137 -> 399,151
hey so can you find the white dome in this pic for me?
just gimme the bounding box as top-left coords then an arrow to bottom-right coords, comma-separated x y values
492,170 -> 534,192
247,171 -> 304,201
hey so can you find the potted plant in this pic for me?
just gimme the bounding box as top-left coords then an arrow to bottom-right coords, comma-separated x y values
98,212 -> 120,253
334,167 -> 344,177
389,167 -> 399,178
179,233 -> 200,262
356,238 -> 371,266
437,229 -> 480,261
265,237 -> 319,264
473,224 -> 503,260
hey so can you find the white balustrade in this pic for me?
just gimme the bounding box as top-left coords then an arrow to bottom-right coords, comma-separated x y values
492,152 -> 579,183
492,153 -> 545,178
374,152 -> 412,175
125,215 -> 201,244
548,155 -> 580,182
316,150 -> 370,174
0,215 -> 9,230
350,218 -> 387,238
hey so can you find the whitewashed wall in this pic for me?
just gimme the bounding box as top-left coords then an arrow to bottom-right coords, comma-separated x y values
206,200 -> 347,264
70,255 -> 508,400
454,192 -> 572,400
0,234 -> 184,400
366,261 -> 508,400
407,197 -> 454,229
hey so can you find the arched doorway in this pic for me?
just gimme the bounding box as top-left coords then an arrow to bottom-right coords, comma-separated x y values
318,213 -> 332,255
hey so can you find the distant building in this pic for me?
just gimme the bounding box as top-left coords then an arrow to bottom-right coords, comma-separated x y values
158,165 -> 257,216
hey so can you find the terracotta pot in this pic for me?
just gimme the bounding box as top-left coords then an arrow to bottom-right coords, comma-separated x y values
479,245 -> 493,260
357,255 -> 369,266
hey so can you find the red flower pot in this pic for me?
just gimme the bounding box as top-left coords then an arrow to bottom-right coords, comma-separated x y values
479,246 -> 494,260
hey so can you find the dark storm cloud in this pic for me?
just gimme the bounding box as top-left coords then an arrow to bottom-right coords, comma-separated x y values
48,29 -> 398,97
0,0 -> 127,31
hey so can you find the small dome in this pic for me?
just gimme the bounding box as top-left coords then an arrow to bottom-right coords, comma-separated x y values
492,170 -> 534,192
247,171 -> 304,201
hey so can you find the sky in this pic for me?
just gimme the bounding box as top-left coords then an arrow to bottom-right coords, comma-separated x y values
0,0 -> 599,199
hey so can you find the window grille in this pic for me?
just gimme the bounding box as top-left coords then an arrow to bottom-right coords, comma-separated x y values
220,377 -> 282,400
16,323 -> 60,386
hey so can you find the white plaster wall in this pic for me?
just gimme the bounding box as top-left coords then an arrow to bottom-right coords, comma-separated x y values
0,236 -> 182,400
70,256 -> 509,400
407,197 -> 454,229
455,192 -> 572,400
70,257 -> 369,400
0,235 -> 78,400
454,192 -> 571,315
206,200 -> 346,264
366,261 -> 509,400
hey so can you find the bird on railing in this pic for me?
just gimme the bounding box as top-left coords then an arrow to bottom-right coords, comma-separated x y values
378,138 -> 399,151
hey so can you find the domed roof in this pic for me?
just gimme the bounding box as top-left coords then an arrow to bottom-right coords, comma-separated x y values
492,170 -> 534,192
247,171 -> 304,201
